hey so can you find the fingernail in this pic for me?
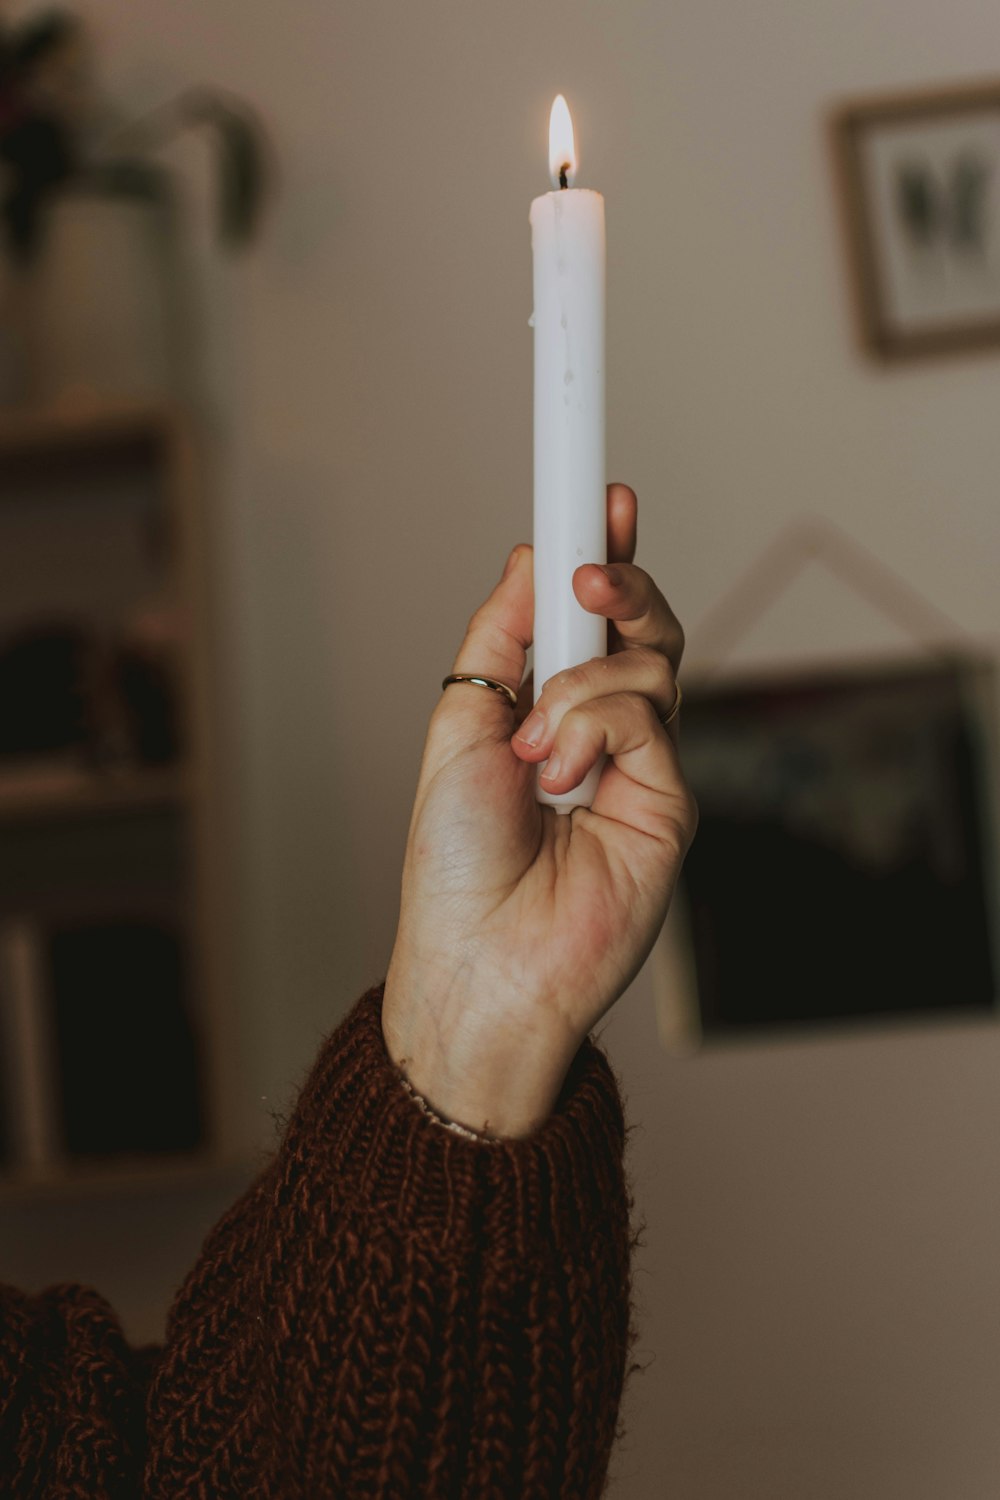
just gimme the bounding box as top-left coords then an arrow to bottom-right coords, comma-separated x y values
502,547 -> 520,580
540,753 -> 562,783
515,709 -> 545,747
599,565 -> 622,586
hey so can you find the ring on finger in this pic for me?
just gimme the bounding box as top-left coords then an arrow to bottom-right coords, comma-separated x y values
658,680 -> 682,729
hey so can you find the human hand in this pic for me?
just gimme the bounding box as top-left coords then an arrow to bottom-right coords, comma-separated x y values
382,484 -> 697,1137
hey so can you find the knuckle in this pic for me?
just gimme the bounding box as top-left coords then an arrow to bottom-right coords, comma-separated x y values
559,664 -> 588,694
629,642 -> 658,673
542,664 -> 585,710
644,644 -> 676,687
553,696 -> 584,733
555,698 -> 597,748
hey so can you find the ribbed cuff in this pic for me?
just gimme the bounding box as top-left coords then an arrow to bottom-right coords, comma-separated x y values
282,982 -> 629,1260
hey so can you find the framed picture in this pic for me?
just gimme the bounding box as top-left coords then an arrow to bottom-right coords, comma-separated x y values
672,654 -> 999,1040
833,80 -> 1000,359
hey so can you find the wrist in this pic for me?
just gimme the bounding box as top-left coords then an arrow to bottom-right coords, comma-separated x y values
381,966 -> 581,1140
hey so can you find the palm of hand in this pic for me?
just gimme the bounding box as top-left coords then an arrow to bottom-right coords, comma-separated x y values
399,722 -> 685,1049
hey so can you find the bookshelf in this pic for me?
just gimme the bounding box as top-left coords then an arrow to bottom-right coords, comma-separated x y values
0,397 -> 247,1197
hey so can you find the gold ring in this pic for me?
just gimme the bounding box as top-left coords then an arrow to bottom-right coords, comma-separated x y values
442,673 -> 518,708
659,681 -> 682,728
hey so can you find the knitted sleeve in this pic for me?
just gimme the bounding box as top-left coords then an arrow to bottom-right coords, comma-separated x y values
0,981 -> 640,1498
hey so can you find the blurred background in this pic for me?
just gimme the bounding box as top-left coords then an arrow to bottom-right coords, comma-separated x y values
1,2 -> 1000,1496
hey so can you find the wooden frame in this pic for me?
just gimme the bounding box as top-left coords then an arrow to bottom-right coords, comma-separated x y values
831,79 -> 1000,360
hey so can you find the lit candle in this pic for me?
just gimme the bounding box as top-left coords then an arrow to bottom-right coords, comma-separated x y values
530,94 -> 606,813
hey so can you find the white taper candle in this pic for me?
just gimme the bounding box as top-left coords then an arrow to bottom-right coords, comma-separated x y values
530,95 -> 606,813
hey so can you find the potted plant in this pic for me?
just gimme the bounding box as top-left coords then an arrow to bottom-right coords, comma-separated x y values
0,8 -> 267,406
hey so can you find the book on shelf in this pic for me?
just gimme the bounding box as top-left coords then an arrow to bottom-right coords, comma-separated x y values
0,914 -> 206,1175
0,917 -> 62,1171
47,917 -> 206,1159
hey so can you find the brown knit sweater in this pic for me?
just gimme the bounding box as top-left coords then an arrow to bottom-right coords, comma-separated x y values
0,982 -> 639,1498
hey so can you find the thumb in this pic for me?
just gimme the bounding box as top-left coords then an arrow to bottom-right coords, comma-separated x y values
437,543 -> 533,732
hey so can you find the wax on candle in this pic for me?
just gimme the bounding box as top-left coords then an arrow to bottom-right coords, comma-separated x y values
530,95 -> 607,813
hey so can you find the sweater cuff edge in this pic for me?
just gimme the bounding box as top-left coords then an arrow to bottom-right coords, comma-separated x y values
296,982 -> 628,1254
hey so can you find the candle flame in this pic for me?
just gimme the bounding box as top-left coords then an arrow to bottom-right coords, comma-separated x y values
548,94 -> 577,188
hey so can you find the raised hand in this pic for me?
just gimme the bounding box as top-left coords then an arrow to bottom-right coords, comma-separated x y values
382,484 -> 697,1138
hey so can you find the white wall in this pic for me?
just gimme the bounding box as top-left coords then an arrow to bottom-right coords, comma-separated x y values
14,2 -> 1000,1493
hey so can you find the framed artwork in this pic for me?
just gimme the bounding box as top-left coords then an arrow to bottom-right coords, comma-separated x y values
674,655 -> 999,1039
833,80 -> 1000,359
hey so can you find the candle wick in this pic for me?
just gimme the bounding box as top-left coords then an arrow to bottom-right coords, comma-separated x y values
559,165 -> 569,190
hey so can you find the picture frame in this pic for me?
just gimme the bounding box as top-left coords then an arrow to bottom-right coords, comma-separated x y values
832,79 -> 1000,360
655,651 -> 1000,1048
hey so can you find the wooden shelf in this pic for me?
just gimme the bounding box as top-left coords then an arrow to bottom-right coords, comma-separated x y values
0,392 -> 246,1205
0,763 -> 191,825
0,397 -> 190,490
0,1148 -> 259,1204
0,396 -> 182,457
